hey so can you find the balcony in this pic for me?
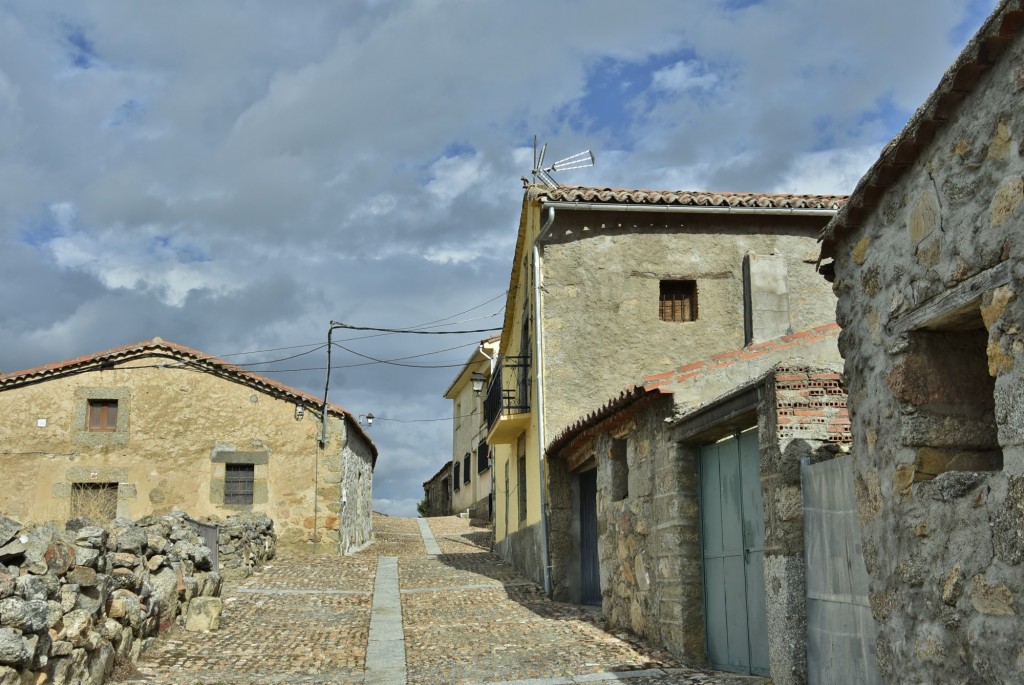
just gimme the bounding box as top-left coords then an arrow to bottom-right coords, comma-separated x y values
484,355 -> 531,443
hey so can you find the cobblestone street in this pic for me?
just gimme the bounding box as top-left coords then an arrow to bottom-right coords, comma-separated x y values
129,515 -> 765,685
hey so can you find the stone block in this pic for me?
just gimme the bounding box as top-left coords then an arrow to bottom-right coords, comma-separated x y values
184,597 -> 223,632
915,447 -> 1000,480
970,576 -> 1016,616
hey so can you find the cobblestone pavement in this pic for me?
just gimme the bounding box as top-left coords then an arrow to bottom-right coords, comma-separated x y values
128,515 -> 768,685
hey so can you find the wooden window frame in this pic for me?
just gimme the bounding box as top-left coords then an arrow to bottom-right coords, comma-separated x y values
87,399 -> 119,432
224,463 -> 255,505
463,453 -> 472,484
660,280 -> 698,322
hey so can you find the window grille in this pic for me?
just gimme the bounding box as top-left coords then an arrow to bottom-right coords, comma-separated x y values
660,280 -> 697,322
224,464 -> 255,505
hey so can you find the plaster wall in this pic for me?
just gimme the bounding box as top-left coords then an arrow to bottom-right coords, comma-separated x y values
449,357 -> 492,517
0,362 -> 374,550
829,27 -> 1024,683
540,211 -> 834,439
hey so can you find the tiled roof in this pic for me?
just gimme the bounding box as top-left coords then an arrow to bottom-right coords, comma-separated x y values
820,0 -> 1024,255
0,338 -> 378,459
530,185 -> 847,210
423,460 -> 452,487
639,322 -> 841,391
545,385 -> 671,459
546,322 -> 841,456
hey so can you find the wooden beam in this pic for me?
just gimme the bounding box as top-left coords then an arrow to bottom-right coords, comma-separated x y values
885,260 -> 1012,336
674,387 -> 760,444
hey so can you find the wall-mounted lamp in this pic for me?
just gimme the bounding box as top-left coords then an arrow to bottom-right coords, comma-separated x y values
359,413 -> 375,428
471,371 -> 486,396
294,405 -> 305,420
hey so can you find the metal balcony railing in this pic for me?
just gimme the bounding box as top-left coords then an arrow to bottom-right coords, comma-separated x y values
484,355 -> 531,432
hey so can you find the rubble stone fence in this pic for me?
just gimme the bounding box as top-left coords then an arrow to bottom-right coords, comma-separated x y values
0,510 -> 276,685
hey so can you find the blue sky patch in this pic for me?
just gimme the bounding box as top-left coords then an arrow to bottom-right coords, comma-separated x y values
20,218 -> 64,249
440,141 -> 475,158
63,24 -> 96,70
109,99 -> 142,127
563,49 -> 702,144
950,0 -> 999,45
721,0 -> 763,10
150,234 -> 210,263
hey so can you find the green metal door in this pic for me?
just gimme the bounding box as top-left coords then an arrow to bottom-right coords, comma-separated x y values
700,429 -> 769,676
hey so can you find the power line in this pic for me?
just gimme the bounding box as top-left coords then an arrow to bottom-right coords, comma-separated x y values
331,322 -> 501,335
333,342 -> 479,369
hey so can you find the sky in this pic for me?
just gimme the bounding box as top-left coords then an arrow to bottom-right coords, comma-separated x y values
0,0 -> 999,517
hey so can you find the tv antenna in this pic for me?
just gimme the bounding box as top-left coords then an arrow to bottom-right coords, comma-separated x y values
531,136 -> 595,188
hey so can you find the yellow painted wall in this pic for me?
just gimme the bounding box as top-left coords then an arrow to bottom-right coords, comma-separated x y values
448,349 -> 494,515
491,199 -> 545,543
0,359 -> 372,549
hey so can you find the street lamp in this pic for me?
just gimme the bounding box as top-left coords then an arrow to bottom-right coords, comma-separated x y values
471,371 -> 486,396
359,413 -> 375,428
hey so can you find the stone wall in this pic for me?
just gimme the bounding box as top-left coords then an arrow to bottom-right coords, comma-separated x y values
0,512 -> 224,685
757,367 -> 850,685
335,419 -> 374,555
422,463 -> 452,517
547,363 -> 850,684
827,15 -> 1024,683
209,513 -> 276,580
0,357 -> 374,550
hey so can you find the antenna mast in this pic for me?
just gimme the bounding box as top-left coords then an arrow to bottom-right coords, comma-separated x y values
530,136 -> 595,188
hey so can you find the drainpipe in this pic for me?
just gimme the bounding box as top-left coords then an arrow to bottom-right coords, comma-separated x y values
538,201 -> 837,218
532,205 -> 556,597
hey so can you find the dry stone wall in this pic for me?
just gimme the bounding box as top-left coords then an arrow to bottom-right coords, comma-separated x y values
212,513 -> 276,580
0,511 -> 255,685
829,21 -> 1024,683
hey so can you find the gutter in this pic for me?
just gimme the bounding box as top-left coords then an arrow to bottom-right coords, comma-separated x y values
532,205 -> 557,597
539,200 -> 837,217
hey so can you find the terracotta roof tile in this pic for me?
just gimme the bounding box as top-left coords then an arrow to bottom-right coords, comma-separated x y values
531,185 -> 847,210
0,338 -> 377,459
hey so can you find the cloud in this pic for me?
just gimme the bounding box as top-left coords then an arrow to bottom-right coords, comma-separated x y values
0,0 -> 999,515
651,60 -> 719,92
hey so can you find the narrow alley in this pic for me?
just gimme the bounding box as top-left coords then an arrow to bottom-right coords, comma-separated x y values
127,515 -> 764,685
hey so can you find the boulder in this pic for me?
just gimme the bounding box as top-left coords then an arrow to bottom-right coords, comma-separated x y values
0,520 -> 20,550
0,628 -> 29,667
0,598 -> 49,632
183,597 -> 222,632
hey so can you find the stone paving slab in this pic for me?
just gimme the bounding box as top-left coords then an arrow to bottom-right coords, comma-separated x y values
127,515 -> 769,685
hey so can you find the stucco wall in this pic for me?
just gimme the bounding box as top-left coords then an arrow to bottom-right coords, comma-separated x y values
0,361 -> 373,551
448,355 -> 493,518
829,26 -> 1024,684
540,211 -> 835,439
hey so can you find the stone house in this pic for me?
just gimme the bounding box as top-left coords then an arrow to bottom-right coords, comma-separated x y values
421,461 -> 452,517
443,336 -> 498,520
546,325 -> 852,684
485,183 -> 843,589
0,338 -> 377,552
816,2 -> 1024,682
